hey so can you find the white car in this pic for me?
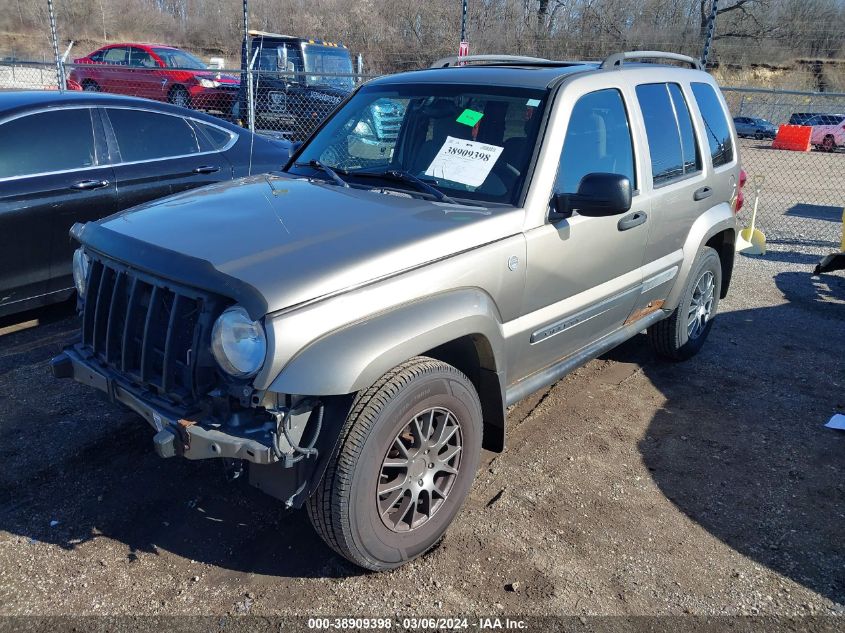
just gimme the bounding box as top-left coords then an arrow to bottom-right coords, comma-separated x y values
807,114 -> 845,151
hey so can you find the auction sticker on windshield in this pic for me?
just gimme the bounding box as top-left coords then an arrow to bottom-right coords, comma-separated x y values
424,136 -> 504,188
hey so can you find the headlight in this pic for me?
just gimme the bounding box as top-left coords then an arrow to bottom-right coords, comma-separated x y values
72,248 -> 90,296
354,120 -> 374,136
198,78 -> 220,88
211,306 -> 267,378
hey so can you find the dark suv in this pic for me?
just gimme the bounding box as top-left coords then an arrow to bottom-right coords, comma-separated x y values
239,31 -> 356,138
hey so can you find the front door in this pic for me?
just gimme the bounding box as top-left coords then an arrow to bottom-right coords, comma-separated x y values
514,88 -> 648,382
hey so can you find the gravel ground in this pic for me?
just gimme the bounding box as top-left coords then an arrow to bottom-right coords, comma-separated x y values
0,248 -> 842,622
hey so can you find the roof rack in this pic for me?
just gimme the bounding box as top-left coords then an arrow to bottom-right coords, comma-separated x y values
431,54 -> 558,68
600,51 -> 702,71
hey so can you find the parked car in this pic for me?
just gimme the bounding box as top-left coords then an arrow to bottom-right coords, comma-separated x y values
0,91 -> 289,317
68,43 -> 239,112
788,112 -> 821,125
733,116 -> 777,139
53,51 -> 741,570
805,113 -> 845,152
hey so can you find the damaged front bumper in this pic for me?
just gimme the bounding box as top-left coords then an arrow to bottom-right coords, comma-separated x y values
51,348 -> 276,464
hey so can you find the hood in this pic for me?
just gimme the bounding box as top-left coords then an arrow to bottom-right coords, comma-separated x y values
92,176 -> 523,314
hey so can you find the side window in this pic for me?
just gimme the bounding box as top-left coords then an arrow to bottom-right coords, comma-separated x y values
690,82 -> 734,168
668,84 -> 700,175
636,83 -> 700,186
556,88 -> 635,194
128,47 -> 156,68
107,109 -> 200,162
194,121 -> 236,150
89,50 -> 105,63
102,47 -> 127,65
0,109 -> 96,179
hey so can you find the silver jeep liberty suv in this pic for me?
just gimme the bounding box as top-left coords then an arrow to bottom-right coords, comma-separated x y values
53,51 -> 742,570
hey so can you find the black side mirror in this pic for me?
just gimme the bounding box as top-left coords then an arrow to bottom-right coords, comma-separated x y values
551,172 -> 632,219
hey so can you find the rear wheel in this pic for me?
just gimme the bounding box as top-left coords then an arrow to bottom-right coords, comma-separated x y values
81,80 -> 100,92
168,85 -> 191,109
307,356 -> 483,570
648,247 -> 722,361
822,135 -> 836,152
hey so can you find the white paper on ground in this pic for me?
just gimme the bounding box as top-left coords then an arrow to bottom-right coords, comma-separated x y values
824,413 -> 845,430
424,136 -> 504,188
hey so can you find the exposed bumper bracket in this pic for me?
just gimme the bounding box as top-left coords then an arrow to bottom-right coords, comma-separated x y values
51,349 -> 276,465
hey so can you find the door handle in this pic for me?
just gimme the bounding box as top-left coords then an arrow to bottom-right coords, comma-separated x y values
70,179 -> 110,191
617,211 -> 648,231
693,186 -> 713,201
192,165 -> 221,174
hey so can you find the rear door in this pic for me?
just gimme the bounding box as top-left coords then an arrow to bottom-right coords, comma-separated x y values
633,80 -> 738,317
0,107 -> 116,309
626,81 -> 711,316
102,107 -> 233,210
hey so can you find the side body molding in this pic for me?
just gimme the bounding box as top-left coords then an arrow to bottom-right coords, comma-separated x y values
268,288 -> 507,398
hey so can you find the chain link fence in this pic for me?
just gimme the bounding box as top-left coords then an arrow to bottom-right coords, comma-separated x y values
722,87 -> 844,254
1,58 -> 843,257
0,59 -> 372,141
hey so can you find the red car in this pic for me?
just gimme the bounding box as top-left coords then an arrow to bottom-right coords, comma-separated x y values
68,43 -> 239,113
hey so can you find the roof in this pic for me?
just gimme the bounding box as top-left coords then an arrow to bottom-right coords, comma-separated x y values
0,91 -> 237,129
96,43 -> 179,51
367,64 -> 598,90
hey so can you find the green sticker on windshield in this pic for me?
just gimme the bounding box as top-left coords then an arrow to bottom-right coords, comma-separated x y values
456,108 -> 484,127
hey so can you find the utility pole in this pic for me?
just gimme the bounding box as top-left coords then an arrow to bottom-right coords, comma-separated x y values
701,0 -> 719,68
458,0 -> 469,62
238,0 -> 250,128
47,0 -> 64,90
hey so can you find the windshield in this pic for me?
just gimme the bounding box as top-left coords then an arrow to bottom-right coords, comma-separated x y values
153,48 -> 207,70
303,45 -> 354,91
288,83 -> 548,205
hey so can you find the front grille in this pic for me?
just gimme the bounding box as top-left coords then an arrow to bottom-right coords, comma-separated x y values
81,256 -> 221,407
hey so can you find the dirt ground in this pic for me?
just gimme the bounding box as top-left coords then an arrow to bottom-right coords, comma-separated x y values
0,249 -> 843,622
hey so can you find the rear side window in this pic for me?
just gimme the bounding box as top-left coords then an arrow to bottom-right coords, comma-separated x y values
195,121 -> 235,150
0,109 -> 96,178
107,109 -> 200,162
556,88 -> 636,194
635,83 -> 700,186
690,82 -> 734,168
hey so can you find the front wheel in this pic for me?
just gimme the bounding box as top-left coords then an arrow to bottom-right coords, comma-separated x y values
307,356 -> 483,570
648,246 -> 722,361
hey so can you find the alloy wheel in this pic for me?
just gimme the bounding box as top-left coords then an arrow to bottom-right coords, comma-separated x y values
687,270 -> 715,340
377,407 -> 462,532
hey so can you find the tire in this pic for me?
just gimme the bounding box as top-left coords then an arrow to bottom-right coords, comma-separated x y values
307,356 -> 483,571
822,135 -> 836,152
168,86 -> 190,109
648,246 -> 722,361
81,80 -> 100,92
754,132 -> 763,140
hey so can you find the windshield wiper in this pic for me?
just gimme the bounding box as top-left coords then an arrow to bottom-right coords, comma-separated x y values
350,169 -> 458,205
295,160 -> 348,188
